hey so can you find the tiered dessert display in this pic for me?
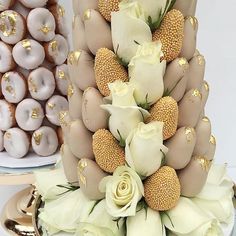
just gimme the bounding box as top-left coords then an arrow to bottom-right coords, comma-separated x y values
34,0 -> 234,235
0,0 -> 69,161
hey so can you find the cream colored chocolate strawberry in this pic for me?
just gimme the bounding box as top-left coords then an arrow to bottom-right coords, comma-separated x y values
93,129 -> 125,173
94,48 -> 128,97
153,9 -> 184,62
98,0 -> 119,22
147,96 -> 178,140
144,166 -> 181,211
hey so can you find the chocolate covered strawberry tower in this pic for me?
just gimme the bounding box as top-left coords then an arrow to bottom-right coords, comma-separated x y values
0,0 -> 69,158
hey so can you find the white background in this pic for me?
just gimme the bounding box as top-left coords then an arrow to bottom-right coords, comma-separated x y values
0,0 -> 236,235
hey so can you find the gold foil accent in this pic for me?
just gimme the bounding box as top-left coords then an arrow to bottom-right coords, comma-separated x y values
47,103 -> 56,109
178,57 -> 189,71
185,127 -> 195,142
2,72 -> 10,82
78,160 -> 88,173
40,25 -> 51,34
68,51 -> 81,65
31,108 -> 40,119
192,89 -> 202,99
0,11 -> 17,36
6,85 -> 15,96
203,81 -> 209,92
50,40 -> 58,52
59,111 -> 70,127
186,16 -> 198,30
79,173 -> 87,186
28,78 -> 37,93
202,116 -> 210,122
5,132 -> 11,139
194,156 -> 211,172
197,55 -> 205,66
58,5 -> 65,17
22,39 -> 32,51
83,9 -> 91,20
67,84 -> 74,98
209,135 -> 216,145
33,132 -> 43,145
58,70 -> 66,80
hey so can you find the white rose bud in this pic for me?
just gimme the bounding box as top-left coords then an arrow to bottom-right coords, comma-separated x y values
125,122 -> 168,177
111,1 -> 152,64
99,166 -> 144,218
129,41 -> 166,107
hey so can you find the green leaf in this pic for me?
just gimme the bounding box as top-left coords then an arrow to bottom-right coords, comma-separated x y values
89,200 -> 101,215
168,0 -> 177,12
56,182 -> 80,196
138,94 -> 151,110
160,149 -> 167,166
115,44 -> 129,67
117,129 -> 126,147
161,212 -> 175,228
163,77 -> 183,97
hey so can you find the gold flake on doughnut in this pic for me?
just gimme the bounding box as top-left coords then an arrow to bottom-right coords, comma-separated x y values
68,51 -> 81,65
58,70 -> 66,80
31,108 -> 40,119
192,89 -> 202,99
22,39 -> 32,51
50,40 -> 58,52
47,102 -> 56,109
58,5 -> 65,17
33,132 -> 43,145
194,156 -> 211,172
185,127 -> 195,143
0,11 -> 17,37
6,85 -> 15,97
5,132 -> 11,139
59,111 -> 70,127
78,159 -> 88,173
28,78 -> 38,93
40,25 -> 51,35
83,9 -> 91,21
2,72 -> 10,82
67,84 -> 74,98
79,173 -> 87,186
204,81 -> 209,92
209,135 -> 216,145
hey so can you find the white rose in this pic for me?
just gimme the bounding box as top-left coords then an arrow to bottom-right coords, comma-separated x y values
127,207 -> 166,236
129,41 -> 166,106
99,166 -> 144,218
162,197 -> 224,236
125,122 -> 168,177
111,1 -> 152,64
39,189 -> 96,235
76,200 -> 125,236
193,164 -> 234,224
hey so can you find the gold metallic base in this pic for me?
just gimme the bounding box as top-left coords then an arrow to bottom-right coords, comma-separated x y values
0,186 -> 37,236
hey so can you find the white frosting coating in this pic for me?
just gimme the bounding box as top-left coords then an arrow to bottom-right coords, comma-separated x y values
0,10 -> 25,45
27,8 -> 56,42
28,67 -> 56,101
4,128 -> 30,158
13,39 -> 45,70
54,64 -> 69,96
0,0 -> 14,11
0,130 -> 4,152
1,71 -> 27,103
16,98 -> 44,131
19,0 -> 48,8
0,99 -> 15,131
46,95 -> 69,126
0,41 -> 15,73
45,34 -> 69,65
32,126 -> 59,156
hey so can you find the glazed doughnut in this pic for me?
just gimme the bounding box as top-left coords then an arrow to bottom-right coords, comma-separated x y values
0,130 -> 4,152
54,64 -> 69,96
0,0 -> 15,11
13,39 -> 45,70
4,128 -> 30,158
49,4 -> 69,37
19,0 -> 48,8
28,67 -> 55,101
44,34 -> 69,65
0,10 -> 26,45
16,98 -> 44,131
1,71 -> 27,103
27,8 -> 56,42
0,100 -> 16,131
0,42 -> 16,73
32,126 -> 59,157
46,95 -> 69,126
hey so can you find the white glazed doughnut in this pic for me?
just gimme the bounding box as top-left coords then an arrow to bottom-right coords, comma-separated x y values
0,100 -> 16,131
28,67 -> 55,101
27,8 -> 56,42
44,34 -> 69,65
16,98 -> 44,131
46,95 -> 69,126
0,41 -> 16,73
0,0 -> 15,11
18,0 -> 48,8
1,71 -> 27,103
49,4 -> 69,37
12,2 -> 30,19
4,128 -> 30,158
0,10 -> 26,45
0,130 -> 4,152
32,126 -> 59,156
13,39 -> 45,70
54,64 -> 69,96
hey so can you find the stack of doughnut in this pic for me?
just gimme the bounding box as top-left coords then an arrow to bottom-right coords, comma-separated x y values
0,0 -> 69,159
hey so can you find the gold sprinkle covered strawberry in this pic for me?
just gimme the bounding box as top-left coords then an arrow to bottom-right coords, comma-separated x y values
147,96 -> 178,140
153,9 -> 184,62
94,48 -> 129,97
93,129 -> 125,173
144,166 -> 181,211
98,0 -> 120,22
